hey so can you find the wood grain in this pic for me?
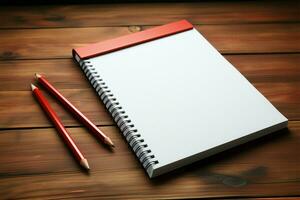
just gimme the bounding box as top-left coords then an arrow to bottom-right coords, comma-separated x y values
0,89 -> 113,129
0,1 -> 299,28
226,54 -> 300,83
0,122 -> 299,199
0,24 -> 299,60
0,59 -> 90,91
0,54 -> 299,92
0,2 -> 299,199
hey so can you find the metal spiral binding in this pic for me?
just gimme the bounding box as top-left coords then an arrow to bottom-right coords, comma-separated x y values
79,60 -> 159,170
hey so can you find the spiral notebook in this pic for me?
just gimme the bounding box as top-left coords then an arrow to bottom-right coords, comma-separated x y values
72,20 -> 288,178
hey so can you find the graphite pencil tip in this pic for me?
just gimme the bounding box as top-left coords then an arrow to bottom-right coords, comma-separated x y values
31,84 -> 37,91
80,158 -> 90,170
104,137 -> 115,148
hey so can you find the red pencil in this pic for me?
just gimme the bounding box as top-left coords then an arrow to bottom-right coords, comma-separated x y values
31,84 -> 90,170
35,73 -> 115,148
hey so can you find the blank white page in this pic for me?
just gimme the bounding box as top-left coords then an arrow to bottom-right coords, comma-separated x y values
87,28 -> 287,177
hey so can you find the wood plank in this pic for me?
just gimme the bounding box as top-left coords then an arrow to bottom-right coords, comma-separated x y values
0,89 -> 114,129
0,54 -> 299,92
226,54 -> 300,83
0,122 -> 299,199
0,59 -> 90,91
1,2 -> 299,199
0,82 -> 299,129
0,1 -> 299,28
0,24 -> 299,60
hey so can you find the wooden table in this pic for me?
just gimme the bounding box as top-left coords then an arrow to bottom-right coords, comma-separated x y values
0,1 -> 299,199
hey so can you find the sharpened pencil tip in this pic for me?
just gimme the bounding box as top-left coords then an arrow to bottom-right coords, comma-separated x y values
80,158 -> 90,170
104,137 -> 115,148
31,84 -> 37,91
35,73 -> 42,79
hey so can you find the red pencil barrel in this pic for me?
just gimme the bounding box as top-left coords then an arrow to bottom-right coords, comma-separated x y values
37,76 -> 108,142
32,87 -> 85,162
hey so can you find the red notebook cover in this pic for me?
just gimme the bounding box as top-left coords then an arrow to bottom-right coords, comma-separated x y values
73,20 -> 193,60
